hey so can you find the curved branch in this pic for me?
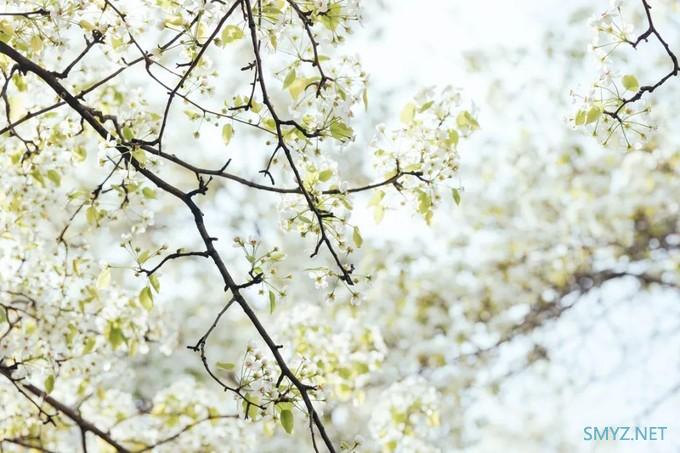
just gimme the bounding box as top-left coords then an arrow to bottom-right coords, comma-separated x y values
0,363 -> 130,453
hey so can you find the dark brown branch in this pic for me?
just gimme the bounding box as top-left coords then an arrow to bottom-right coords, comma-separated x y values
155,0 -> 243,148
0,363 -> 130,452
244,0 -> 353,290
0,37 -> 336,453
606,0 -> 679,121
139,250 -> 210,276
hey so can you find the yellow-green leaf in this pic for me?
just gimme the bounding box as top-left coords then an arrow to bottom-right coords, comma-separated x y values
46,169 -> 61,186
585,105 -> 602,124
400,102 -> 416,125
622,74 -> 639,92
222,124 -> 234,145
149,274 -> 160,293
352,226 -> 363,248
221,25 -> 244,45
96,266 -> 111,289
280,409 -> 294,434
269,290 -> 276,313
139,286 -> 153,311
283,69 -> 296,89
142,187 -> 156,199
318,169 -> 333,182
452,188 -> 461,206
86,206 -> 98,226
44,375 -> 55,393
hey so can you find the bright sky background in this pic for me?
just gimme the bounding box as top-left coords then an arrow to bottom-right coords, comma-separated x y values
343,1 -> 680,451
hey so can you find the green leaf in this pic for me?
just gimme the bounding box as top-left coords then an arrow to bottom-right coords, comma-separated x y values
122,126 -> 134,141
352,226 -> 363,248
30,169 -> 45,186
574,109 -> 586,126
142,187 -> 156,199
287,78 -> 308,100
83,337 -> 96,354
221,25 -> 244,45
585,104 -> 602,124
280,409 -> 294,434
139,286 -> 153,311
30,35 -> 43,52
149,274 -> 161,293
622,74 -> 639,92
96,266 -> 111,289
318,169 -> 333,182
269,290 -> 276,314
445,129 -> 459,148
107,323 -> 126,350
452,188 -> 461,206
456,111 -> 479,130
374,204 -> 385,224
46,169 -> 61,186
216,361 -> 235,371
131,147 -> 146,166
318,3 -> 341,31
400,102 -> 416,125
0,306 -> 6,324
283,69 -> 296,89
79,20 -> 96,32
222,124 -> 234,145
44,375 -> 55,393
86,206 -> 98,226
73,145 -> 87,162
330,120 -> 353,142
0,21 -> 14,43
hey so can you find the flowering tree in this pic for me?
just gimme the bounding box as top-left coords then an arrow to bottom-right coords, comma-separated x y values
0,0 -> 678,452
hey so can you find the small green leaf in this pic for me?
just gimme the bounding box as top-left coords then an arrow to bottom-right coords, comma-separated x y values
216,361 -> 235,371
283,69 -> 296,89
149,274 -> 161,293
142,187 -> 156,199
83,337 -> 96,354
46,169 -> 61,186
221,25 -> 244,45
574,109 -> 586,126
107,323 -> 126,350
44,375 -> 55,393
452,188 -> 461,206
374,204 -> 385,223
400,102 -> 416,125
585,104 -> 602,124
139,286 -> 153,311
318,169 -> 333,182
86,206 -> 98,226
352,226 -> 363,248
280,409 -> 294,434
456,111 -> 479,130
73,145 -> 87,162
79,20 -> 96,32
122,126 -> 134,141
287,78 -> 308,100
330,120 -> 353,142
622,74 -> 639,92
269,290 -> 276,314
222,124 -> 234,145
131,147 -> 146,166
96,266 -> 111,289
445,129 -> 459,148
